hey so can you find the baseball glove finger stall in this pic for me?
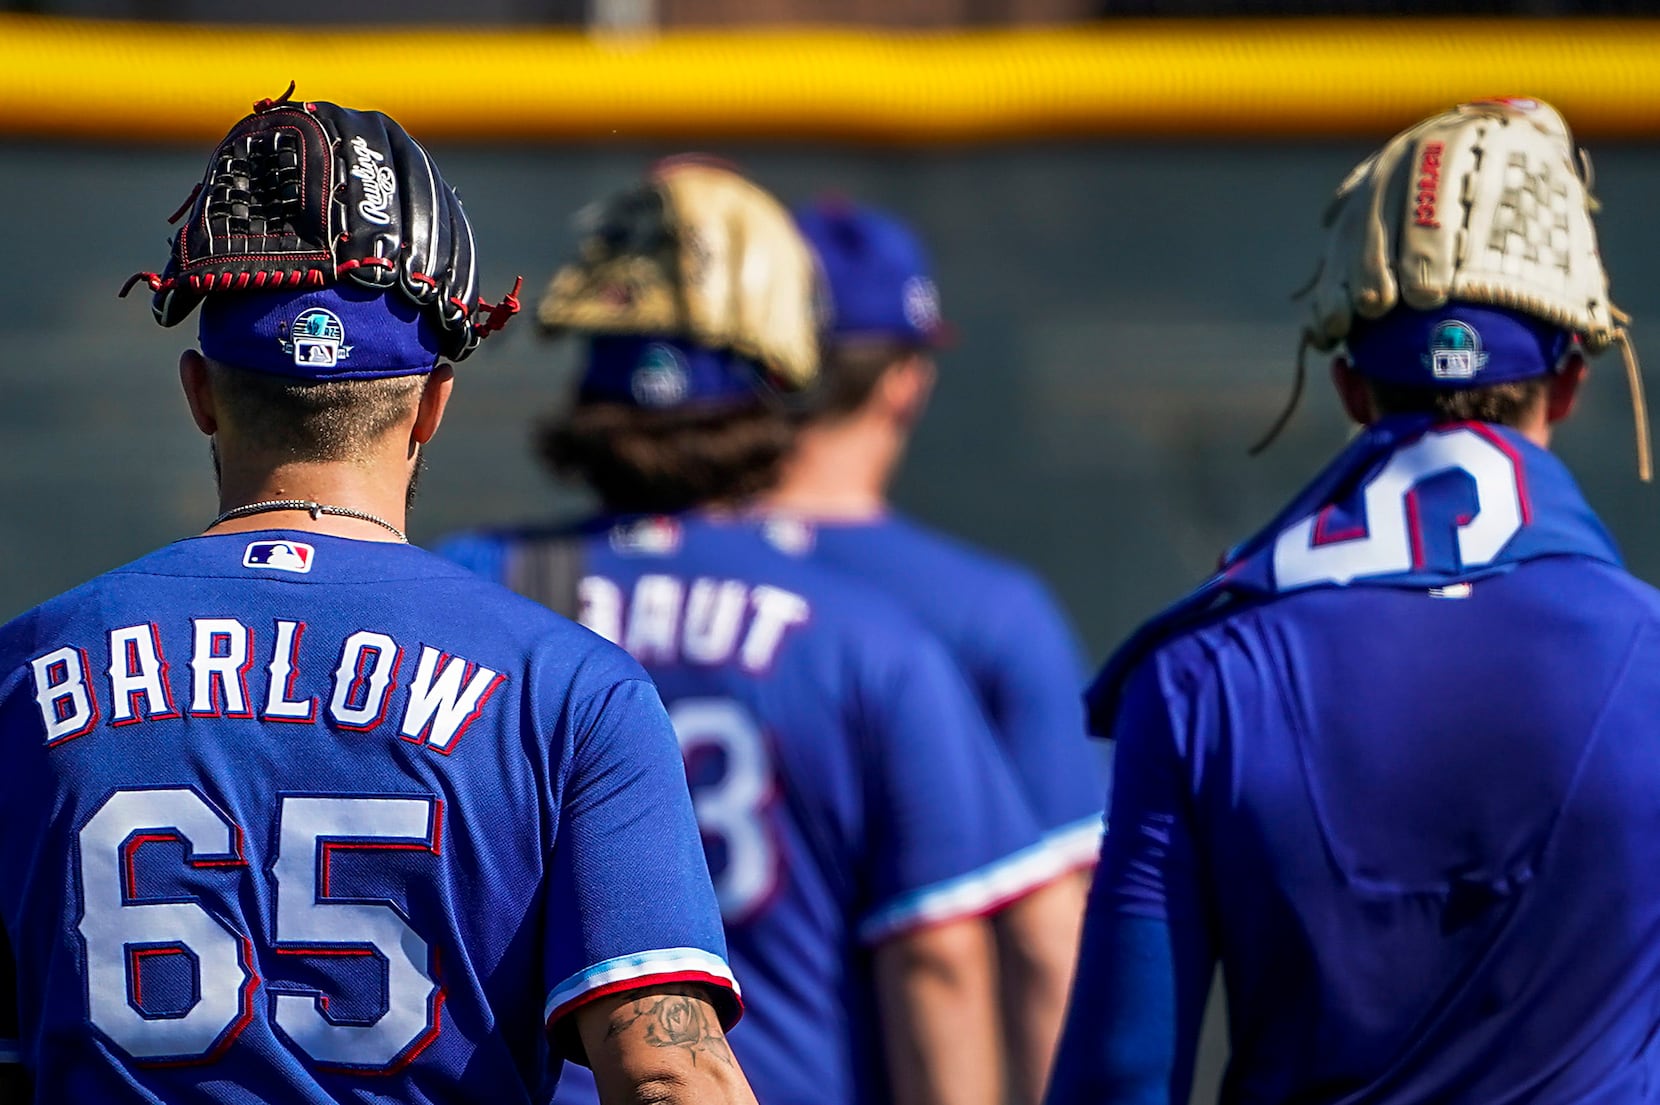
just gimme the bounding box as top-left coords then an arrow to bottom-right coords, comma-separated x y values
537,157 -> 824,392
122,84 -> 518,361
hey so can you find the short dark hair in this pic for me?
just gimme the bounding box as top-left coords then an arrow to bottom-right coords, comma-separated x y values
207,360 -> 423,462
537,399 -> 796,514
1364,376 -> 1551,428
798,338 -> 918,423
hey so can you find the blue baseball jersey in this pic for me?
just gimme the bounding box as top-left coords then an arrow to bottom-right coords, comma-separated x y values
437,515 -> 1055,1105
0,531 -> 736,1104
755,512 -> 1105,863
1066,563 -> 1660,1104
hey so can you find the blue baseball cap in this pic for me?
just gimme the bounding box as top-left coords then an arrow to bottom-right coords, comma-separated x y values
1346,302 -> 1574,389
794,199 -> 950,348
578,335 -> 769,409
198,284 -> 444,380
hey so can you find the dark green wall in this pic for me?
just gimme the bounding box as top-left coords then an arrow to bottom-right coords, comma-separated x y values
7,140 -> 1660,668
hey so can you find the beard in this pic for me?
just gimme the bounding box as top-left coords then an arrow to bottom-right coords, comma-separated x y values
406,446 -> 425,513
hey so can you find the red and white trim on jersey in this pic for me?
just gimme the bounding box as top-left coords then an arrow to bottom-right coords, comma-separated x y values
543,947 -> 743,1033
1043,813 -> 1107,873
858,832 -> 1098,945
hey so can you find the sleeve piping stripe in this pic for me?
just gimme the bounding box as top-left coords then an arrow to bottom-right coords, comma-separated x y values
0,1041 -> 18,1064
544,947 -> 742,1026
858,834 -> 1087,944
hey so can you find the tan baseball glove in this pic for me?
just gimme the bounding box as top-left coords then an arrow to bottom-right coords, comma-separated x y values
1263,98 -> 1646,477
1306,98 -> 1621,353
537,157 -> 823,392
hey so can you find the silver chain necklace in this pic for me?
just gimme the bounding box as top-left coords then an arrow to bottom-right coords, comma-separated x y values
208,499 -> 408,543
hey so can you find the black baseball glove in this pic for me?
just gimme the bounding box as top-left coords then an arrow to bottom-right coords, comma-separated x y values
123,84 -> 517,360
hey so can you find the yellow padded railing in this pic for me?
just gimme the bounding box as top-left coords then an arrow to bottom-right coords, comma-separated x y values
3,15 -> 1660,143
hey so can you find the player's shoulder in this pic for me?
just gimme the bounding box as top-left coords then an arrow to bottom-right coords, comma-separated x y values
0,538 -> 220,640
824,512 -> 1050,591
0,562 -> 132,659
428,525 -> 515,581
671,514 -> 954,669
1151,555 -> 1660,691
1564,556 -> 1660,618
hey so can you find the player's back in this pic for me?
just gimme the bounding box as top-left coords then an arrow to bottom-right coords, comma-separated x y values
759,512 -> 1104,858
452,514 -> 1047,1105
1153,556 -> 1660,1105
0,531 -> 726,1104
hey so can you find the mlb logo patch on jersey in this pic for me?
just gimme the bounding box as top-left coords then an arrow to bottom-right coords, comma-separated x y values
762,517 -> 816,556
242,540 -> 315,573
610,517 -> 681,557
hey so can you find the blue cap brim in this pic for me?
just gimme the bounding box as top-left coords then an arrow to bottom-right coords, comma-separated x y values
579,335 -> 768,409
1347,303 -> 1572,389
198,284 -> 443,380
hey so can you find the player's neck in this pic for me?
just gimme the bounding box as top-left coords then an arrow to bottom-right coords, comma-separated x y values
207,457 -> 413,543
764,415 -> 900,520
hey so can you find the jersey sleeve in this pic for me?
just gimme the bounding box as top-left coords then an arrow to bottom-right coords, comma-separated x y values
542,675 -> 739,1058
977,571 -> 1108,865
856,633 -> 1061,944
1045,654 -> 1215,1105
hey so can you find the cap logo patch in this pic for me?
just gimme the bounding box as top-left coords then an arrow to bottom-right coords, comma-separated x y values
1424,319 -> 1489,381
280,307 -> 352,369
902,276 -> 941,332
243,540 -> 314,573
347,135 -> 396,227
631,343 -> 691,407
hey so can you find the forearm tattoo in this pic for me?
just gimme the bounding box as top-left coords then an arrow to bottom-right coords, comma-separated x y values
605,986 -> 734,1068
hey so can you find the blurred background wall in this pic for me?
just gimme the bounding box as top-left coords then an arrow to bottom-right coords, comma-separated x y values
9,0 -> 1660,20
9,139 -> 1660,659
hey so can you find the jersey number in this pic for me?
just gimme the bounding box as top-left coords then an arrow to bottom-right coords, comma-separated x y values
76,787 -> 442,1070
669,699 -> 777,920
1272,425 -> 1527,590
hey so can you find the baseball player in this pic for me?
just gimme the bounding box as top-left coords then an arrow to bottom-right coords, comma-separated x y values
0,94 -> 755,1105
762,200 -> 1105,1104
437,159 -> 1070,1105
1045,98 -> 1660,1105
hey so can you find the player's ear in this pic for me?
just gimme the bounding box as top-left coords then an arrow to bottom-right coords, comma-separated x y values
1546,351 -> 1588,424
1329,355 -> 1376,427
179,349 -> 218,436
412,363 -> 455,447
882,352 -> 936,426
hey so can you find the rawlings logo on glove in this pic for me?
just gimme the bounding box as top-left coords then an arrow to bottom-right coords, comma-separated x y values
347,136 -> 397,228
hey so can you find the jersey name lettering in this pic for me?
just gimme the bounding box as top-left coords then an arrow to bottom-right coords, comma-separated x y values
579,574 -> 811,672
27,620 -> 505,752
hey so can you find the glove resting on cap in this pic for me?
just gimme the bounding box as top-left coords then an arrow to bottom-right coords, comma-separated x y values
1305,97 -> 1621,357
537,158 -> 824,393
125,85 -> 517,364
